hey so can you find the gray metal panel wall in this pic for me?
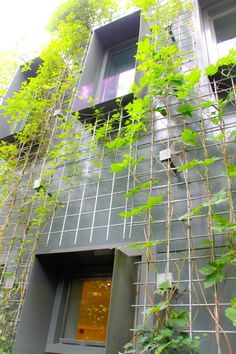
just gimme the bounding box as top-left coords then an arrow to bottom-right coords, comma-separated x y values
0,57 -> 42,140
12,257 -> 57,354
106,250 -> 139,354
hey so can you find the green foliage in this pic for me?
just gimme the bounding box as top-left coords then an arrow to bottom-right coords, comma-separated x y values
205,49 -> 236,76
199,262 -> 225,288
124,179 -> 158,198
110,154 -> 144,173
195,239 -> 213,249
124,240 -> 164,251
226,298 -> 236,326
120,309 -> 200,354
181,129 -> 198,146
200,251 -> 236,288
0,51 -> 18,101
1,0 -> 236,352
177,103 -> 194,118
0,0 -> 119,350
179,189 -> 228,220
47,0 -> 117,33
211,214 -> 236,232
120,195 -> 163,218
178,157 -> 219,171
167,310 -> 189,327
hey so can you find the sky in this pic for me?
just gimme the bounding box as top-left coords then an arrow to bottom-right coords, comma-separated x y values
0,0 -> 64,54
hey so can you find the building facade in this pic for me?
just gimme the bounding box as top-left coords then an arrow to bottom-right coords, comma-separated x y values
0,0 -> 236,353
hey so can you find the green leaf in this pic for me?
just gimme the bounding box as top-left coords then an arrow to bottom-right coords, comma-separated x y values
178,157 -> 219,171
110,155 -> 144,173
196,239 -> 213,249
156,107 -> 167,117
143,301 -> 167,316
199,262 -> 224,288
208,132 -> 225,141
225,90 -> 235,103
177,103 -> 194,117
205,64 -> 218,76
167,310 -> 189,327
199,100 -> 215,109
210,188 -> 228,204
124,180 -> 158,199
181,129 -> 198,146
230,130 -> 236,141
124,240 -> 163,251
155,342 -> 170,354
226,163 -> 236,177
225,307 -> 236,326
159,328 -> 173,338
155,280 -> 170,295
179,189 -> 228,220
212,214 -> 236,232
231,298 -> 236,308
120,195 -> 163,218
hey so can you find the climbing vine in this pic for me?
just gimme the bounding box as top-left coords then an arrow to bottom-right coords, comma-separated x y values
0,1 -> 117,352
90,0 -> 236,352
0,0 -> 236,353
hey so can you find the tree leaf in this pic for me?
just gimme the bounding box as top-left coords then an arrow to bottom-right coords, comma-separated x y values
225,307 -> 236,326
120,195 -> 163,218
177,103 -> 194,117
167,310 -> 189,327
199,262 -> 224,288
196,239 -> 213,249
178,157 -> 219,171
155,342 -> 170,354
125,180 -> 158,198
181,129 -> 198,146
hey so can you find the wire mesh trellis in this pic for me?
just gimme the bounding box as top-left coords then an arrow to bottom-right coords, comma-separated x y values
0,0 -> 236,353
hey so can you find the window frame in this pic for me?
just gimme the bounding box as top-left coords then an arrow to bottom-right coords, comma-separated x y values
71,10 -> 150,114
41,249 -> 140,354
46,268 -> 113,353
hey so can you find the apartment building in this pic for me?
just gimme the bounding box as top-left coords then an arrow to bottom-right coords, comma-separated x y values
0,0 -> 236,353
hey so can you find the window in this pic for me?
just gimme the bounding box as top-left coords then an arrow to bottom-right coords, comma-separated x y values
203,0 -> 236,63
60,277 -> 112,346
99,43 -> 137,103
213,9 -> 236,57
13,249 -> 139,354
0,57 -> 42,140
72,10 -> 150,113
200,0 -> 236,101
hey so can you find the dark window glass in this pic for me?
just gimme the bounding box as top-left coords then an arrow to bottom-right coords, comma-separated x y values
214,11 -> 236,43
213,9 -> 236,57
100,45 -> 137,102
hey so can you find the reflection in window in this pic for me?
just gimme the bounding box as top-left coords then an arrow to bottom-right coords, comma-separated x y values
63,278 -> 112,344
213,9 -> 236,57
100,45 -> 136,102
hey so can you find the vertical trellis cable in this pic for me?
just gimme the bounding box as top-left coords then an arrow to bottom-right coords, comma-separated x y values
89,112 -> 111,243
105,108 -> 124,241
73,117 -> 98,245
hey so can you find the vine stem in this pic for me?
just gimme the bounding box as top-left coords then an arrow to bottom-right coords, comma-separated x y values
199,109 -> 222,354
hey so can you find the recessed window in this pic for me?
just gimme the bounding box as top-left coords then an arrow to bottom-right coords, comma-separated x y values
62,277 -> 112,345
0,57 -> 42,140
13,249 -> 139,354
99,45 -> 137,102
71,10 -> 150,113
